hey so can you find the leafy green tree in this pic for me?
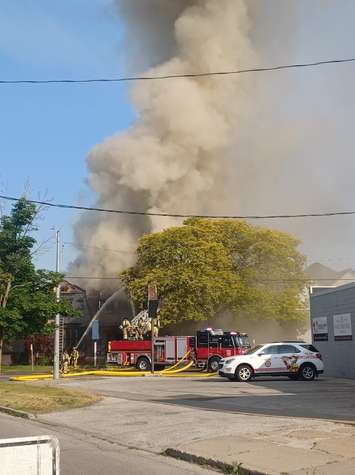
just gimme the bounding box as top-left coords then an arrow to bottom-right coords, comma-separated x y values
121,218 -> 309,327
0,198 -> 76,371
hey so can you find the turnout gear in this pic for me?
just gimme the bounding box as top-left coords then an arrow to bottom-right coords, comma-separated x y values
71,348 -> 79,369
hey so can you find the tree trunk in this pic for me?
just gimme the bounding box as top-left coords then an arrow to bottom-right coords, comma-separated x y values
0,279 -> 11,376
0,330 -> 3,376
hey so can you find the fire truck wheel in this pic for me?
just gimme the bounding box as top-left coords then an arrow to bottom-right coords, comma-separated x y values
136,357 -> 151,372
208,357 -> 221,373
236,364 -> 253,382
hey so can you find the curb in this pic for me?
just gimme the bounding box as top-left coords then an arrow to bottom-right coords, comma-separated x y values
0,405 -> 35,420
163,448 -> 266,475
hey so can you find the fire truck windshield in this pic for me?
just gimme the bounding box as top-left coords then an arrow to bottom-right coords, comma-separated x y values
231,334 -> 250,348
238,334 -> 250,347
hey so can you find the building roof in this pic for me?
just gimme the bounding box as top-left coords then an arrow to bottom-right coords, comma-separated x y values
306,263 -> 355,287
310,280 -> 355,298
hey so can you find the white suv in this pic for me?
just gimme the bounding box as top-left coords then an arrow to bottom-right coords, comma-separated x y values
219,342 -> 324,382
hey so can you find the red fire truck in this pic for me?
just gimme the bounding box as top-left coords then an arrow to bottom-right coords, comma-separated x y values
107,328 -> 250,372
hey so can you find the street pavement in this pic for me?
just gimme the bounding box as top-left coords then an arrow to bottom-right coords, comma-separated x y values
2,375 -> 355,474
58,374 -> 355,421
0,412 -> 215,475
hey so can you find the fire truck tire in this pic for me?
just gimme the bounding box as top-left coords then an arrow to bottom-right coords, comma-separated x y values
208,356 -> 221,373
236,364 -> 254,382
136,357 -> 151,372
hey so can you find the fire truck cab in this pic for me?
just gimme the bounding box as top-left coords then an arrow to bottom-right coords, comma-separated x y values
191,328 -> 251,372
107,328 -> 250,372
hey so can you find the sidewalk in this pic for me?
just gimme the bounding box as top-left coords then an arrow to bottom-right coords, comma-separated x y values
38,390 -> 355,475
173,427 -> 355,474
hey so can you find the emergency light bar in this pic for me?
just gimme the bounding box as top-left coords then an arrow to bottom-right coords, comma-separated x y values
204,328 -> 224,336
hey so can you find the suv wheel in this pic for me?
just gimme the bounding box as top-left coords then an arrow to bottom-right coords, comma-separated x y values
236,364 -> 253,382
208,357 -> 221,373
300,363 -> 316,381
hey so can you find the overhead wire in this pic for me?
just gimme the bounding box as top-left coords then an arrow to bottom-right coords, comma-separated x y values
2,194 -> 355,220
1,57 -> 355,85
64,275 -> 355,283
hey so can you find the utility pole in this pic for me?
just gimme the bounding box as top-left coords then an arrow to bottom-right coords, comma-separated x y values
53,230 -> 61,380
148,284 -> 158,374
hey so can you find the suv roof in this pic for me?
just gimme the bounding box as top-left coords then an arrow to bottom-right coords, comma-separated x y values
271,340 -> 307,344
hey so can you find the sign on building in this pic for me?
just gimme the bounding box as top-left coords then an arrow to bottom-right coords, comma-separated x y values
91,320 -> 99,340
333,313 -> 352,341
312,316 -> 328,341
0,436 -> 59,474
148,283 -> 159,319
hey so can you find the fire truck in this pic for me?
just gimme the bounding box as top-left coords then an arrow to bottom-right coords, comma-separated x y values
107,328 -> 250,372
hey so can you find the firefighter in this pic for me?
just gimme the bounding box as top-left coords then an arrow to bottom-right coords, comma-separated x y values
71,347 -> 79,370
136,317 -> 145,340
61,350 -> 70,374
146,317 -> 160,338
153,316 -> 161,338
120,319 -> 132,340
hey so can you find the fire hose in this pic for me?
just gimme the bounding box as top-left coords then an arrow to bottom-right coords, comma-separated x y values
160,350 -> 191,373
11,349 -> 218,381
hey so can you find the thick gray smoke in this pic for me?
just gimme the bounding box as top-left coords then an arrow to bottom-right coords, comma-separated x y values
72,0 -> 355,287
72,0 -> 256,283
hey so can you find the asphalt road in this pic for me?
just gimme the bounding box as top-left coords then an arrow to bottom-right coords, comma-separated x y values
161,377 -> 355,421
63,375 -> 355,422
0,412 -> 215,475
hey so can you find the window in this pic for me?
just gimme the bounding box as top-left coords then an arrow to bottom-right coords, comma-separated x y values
300,344 -> 318,353
244,345 -> 263,355
238,335 -> 250,347
277,345 -> 301,354
196,333 -> 222,348
259,345 -> 279,355
222,336 -> 234,348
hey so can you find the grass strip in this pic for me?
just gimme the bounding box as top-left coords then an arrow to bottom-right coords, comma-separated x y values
163,448 -> 266,475
0,381 -> 101,414
1,365 -> 52,375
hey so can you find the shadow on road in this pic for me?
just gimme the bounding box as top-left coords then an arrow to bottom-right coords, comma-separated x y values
155,377 -> 355,422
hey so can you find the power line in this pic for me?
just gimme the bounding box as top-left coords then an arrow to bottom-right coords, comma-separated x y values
2,194 -> 355,220
65,275 -> 355,283
1,57 -> 355,85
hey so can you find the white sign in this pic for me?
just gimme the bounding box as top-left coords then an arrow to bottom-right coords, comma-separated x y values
312,316 -> 328,341
0,436 -> 59,474
333,313 -> 352,341
312,317 -> 328,334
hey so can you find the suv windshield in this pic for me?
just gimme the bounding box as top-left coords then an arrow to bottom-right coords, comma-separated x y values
244,345 -> 263,355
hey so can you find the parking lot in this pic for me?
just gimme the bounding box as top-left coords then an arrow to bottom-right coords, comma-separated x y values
19,374 -> 355,474
56,374 -> 355,422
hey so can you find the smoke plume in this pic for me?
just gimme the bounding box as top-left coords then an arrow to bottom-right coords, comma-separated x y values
72,0 -> 256,284
72,0 -> 355,288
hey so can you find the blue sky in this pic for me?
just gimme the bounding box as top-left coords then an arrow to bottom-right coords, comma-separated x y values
0,0 -> 135,271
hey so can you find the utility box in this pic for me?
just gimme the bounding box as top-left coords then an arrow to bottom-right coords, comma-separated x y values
0,436 -> 60,474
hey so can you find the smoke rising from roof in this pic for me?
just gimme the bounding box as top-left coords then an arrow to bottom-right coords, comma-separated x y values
72,0 -> 355,288
72,0 -> 256,285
